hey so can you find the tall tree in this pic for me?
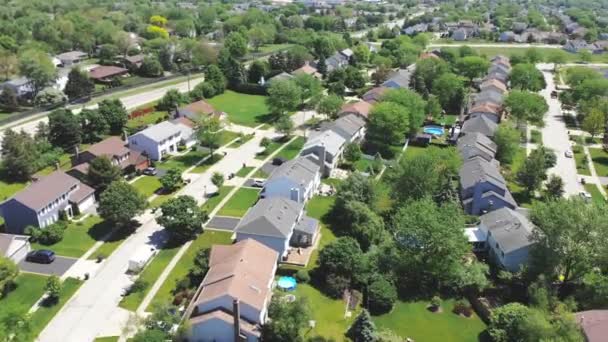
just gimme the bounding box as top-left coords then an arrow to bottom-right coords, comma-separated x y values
18,49 -> 57,96
0,49 -> 17,81
504,90 -> 548,126
347,310 -> 377,342
317,94 -> 343,119
98,181 -> 146,227
224,32 -> 248,58
80,109 -> 109,143
381,88 -> 427,136
157,89 -> 188,113
431,73 -> 466,114
0,86 -> 18,111
1,129 -> 39,181
97,99 -> 128,134
0,256 -> 18,296
197,116 -> 222,155
87,156 -> 121,191
494,124 -> 521,164
582,107 -> 605,139
160,167 -> 183,192
48,109 -> 82,151
544,175 -> 564,200
64,67 -> 94,101
456,56 -> 490,81
262,297 -> 310,342
510,63 -> 546,91
266,79 -> 301,117
157,196 -> 206,242
517,146 -> 548,195
409,57 -> 448,97
366,102 -> 409,157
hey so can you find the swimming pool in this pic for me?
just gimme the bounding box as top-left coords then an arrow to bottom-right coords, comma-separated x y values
277,276 -> 297,291
423,125 -> 445,136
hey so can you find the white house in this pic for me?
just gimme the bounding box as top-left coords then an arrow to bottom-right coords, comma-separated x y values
261,157 -> 321,203
300,130 -> 346,177
0,233 -> 31,263
128,121 -> 182,161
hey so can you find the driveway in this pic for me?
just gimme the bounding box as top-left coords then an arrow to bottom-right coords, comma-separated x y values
259,162 -> 279,177
206,216 -> 241,231
19,256 -> 77,276
537,63 -> 583,197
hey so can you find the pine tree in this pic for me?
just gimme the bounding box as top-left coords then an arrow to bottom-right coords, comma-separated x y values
347,310 -> 377,342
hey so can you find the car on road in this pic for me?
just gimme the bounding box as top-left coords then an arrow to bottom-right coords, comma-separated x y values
26,250 -> 56,264
272,157 -> 286,166
251,179 -> 265,188
551,90 -> 558,98
565,150 -> 573,158
580,191 -> 593,202
143,167 -> 157,176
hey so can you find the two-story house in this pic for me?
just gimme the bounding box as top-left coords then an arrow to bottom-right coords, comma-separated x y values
459,157 -> 517,215
300,130 -> 346,177
128,121 -> 182,161
0,171 -> 96,234
457,132 -> 497,162
261,157 -> 321,204
461,115 -> 498,138
322,114 -> 366,143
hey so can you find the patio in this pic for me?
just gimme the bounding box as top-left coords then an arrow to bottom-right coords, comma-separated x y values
282,231 -> 321,267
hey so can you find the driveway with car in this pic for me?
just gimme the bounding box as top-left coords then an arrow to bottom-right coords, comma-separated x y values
19,256 -> 77,276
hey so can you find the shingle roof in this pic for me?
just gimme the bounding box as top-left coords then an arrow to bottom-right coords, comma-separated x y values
236,198 -> 303,238
382,69 -> 411,88
56,51 -> 87,61
89,66 -> 128,80
461,115 -> 498,137
87,136 -> 130,158
362,86 -> 388,103
11,171 -> 80,211
132,121 -> 181,142
475,89 -> 504,105
189,309 -> 262,337
302,130 -> 346,157
480,208 -> 534,253
325,114 -> 366,141
459,156 -> 507,191
480,79 -> 507,93
469,102 -> 500,115
267,157 -> 320,188
340,101 -> 373,118
457,132 -> 497,160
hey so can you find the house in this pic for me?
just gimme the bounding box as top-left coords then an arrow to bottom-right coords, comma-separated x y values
475,89 -> 504,107
382,69 -> 411,89
175,100 -> 226,122
403,23 -> 428,35
300,129 -> 346,176
563,39 -> 590,53
123,54 -> 146,70
362,86 -> 388,103
457,132 -> 497,162
484,71 -> 509,86
419,52 -> 440,60
323,114 -> 366,143
339,101 -> 373,120
70,136 -> 149,179
592,40 -> 608,54
468,102 -> 501,123
480,78 -> 507,94
291,62 -> 322,79
488,64 -> 510,79
265,72 -> 294,86
461,115 -> 498,137
512,22 -> 528,34
171,117 -> 197,148
1,77 -> 34,98
0,171 -> 96,234
460,157 -> 517,215
499,31 -> 517,42
261,157 -> 321,203
235,198 -> 319,258
325,51 -> 349,73
452,28 -> 468,41
478,208 -> 535,271
187,239 -> 278,342
89,66 -> 129,83
575,310 -> 608,342
0,233 -> 31,263
128,121 -> 183,161
56,51 -> 88,67
491,55 -> 511,70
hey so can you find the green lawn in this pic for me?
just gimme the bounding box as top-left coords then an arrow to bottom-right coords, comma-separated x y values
29,278 -> 83,339
217,130 -> 240,147
131,175 -> 163,199
157,150 -> 209,172
304,195 -> 337,270
119,246 -> 181,311
530,129 -> 542,144
589,148 -> 608,177
584,184 -> 606,205
354,158 -> 374,173
0,177 -> 27,202
87,226 -> 132,260
253,168 -> 269,179
217,188 -> 260,217
227,133 -> 254,148
202,186 -> 234,213
374,299 -> 487,342
126,111 -> 167,130
31,216 -> 113,258
0,273 -> 47,323
236,166 -> 255,177
148,231 -> 232,309
404,145 -> 427,158
275,136 -> 305,161
207,90 -> 271,127
35,152 -> 73,176
574,148 -> 591,176
255,140 -> 285,160
190,154 -> 223,173
94,337 -> 119,342
504,147 -> 535,208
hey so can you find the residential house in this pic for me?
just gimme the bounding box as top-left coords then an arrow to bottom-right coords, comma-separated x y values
592,40 -> 608,54
498,31 -> 517,42
403,23 -> 428,36
362,86 -> 388,103
322,114 -> 366,143
575,310 -> 608,342
261,157 -> 321,203
488,64 -> 510,79
459,156 -> 517,215
175,100 -> 226,122
382,69 -> 411,89
480,79 -> 507,94
123,54 -> 146,70
339,101 -> 373,120
70,136 -> 149,179
457,132 -> 497,162
512,22 -> 528,34
56,51 -> 88,67
291,62 -> 322,79
300,129 -> 346,176
1,78 -> 34,98
468,102 -> 501,123
264,72 -> 294,86
187,239 -> 278,342
563,39 -> 590,53
89,66 -> 129,83
0,171 -> 96,234
478,208 -> 535,271
171,117 -> 197,148
235,197 -> 319,258
491,55 -> 511,70
325,50 -> 350,73
461,115 -> 498,137
474,89 -> 504,107
452,28 -> 468,41
0,233 -> 31,263
128,121 -> 182,161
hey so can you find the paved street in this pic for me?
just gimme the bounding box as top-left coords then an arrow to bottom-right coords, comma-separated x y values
537,63 -> 582,197
37,129 -> 279,342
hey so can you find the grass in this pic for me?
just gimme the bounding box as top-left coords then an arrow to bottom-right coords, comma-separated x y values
227,133 -> 255,148
31,216 -> 113,258
589,148 -> 608,177
189,153 -> 223,173
354,158 -> 374,172
0,173 -> 27,202
584,184 -> 606,204
130,175 -> 177,207
216,130 -> 240,147
87,225 -> 132,261
201,186 -> 234,213
275,136 -> 306,161
157,150 -> 209,172
530,129 -> 542,144
35,152 -> 73,176
126,111 -> 167,129
253,168 -> 269,179
207,90 -> 271,127
148,231 -> 233,309
574,148 -> 591,176
255,139 -> 285,160
29,278 -> 83,339
217,188 -> 260,217
236,166 -> 255,177
304,195 -> 337,270
0,274 -> 47,324
119,246 -> 181,311
503,147 -> 535,208
94,337 -> 119,342
373,299 -> 487,342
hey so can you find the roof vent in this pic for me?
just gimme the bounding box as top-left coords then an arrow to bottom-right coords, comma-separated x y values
249,284 -> 261,293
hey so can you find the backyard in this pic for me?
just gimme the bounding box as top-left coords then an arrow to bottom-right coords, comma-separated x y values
217,188 -> 260,217
207,90 -> 271,127
126,111 -> 167,130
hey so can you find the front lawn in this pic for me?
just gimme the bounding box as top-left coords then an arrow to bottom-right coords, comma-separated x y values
253,168 -> 269,179
131,175 -> 163,199
201,186 -> 234,213
157,150 -> 209,172
227,133 -> 255,148
574,148 -> 591,176
207,90 -> 271,127
274,136 -> 306,161
0,167 -> 27,201
503,147 -> 535,208
589,148 -> 608,177
236,166 -> 255,177
217,130 -> 240,147
217,188 -> 260,217
584,184 -> 606,205
28,278 -> 83,339
0,273 -> 47,323
87,226 -> 132,260
373,299 -> 487,342
190,154 -> 223,173
31,216 -> 113,258
255,139 -> 285,160
148,231 -> 232,309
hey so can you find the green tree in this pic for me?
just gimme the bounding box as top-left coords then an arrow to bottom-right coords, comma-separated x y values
139,56 -> 163,77
98,181 -> 146,227
160,167 -> 183,192
157,89 -> 188,112
293,73 -> 323,107
338,200 -> 385,251
87,156 -> 121,191
517,146 -> 548,195
98,44 -> 118,65
544,175 -> 564,200
143,303 -> 181,334
18,49 -> 57,96
344,66 -> 367,90
0,85 -> 18,111
409,57 -> 448,97
0,256 -> 18,296
266,79 -> 301,117
0,49 -> 17,81
97,99 -> 128,134
48,109 -> 82,151
131,329 -> 167,342
211,172 -> 224,189
381,88 -> 427,136
224,31 -> 248,58
488,303 -> 533,342
494,124 -> 521,164
353,44 -> 371,65
0,311 -> 31,341
64,67 -> 94,101
564,67 -> 600,87
425,95 -> 442,119
1,129 -> 39,181
579,49 -> 592,63
188,248 -> 210,285
343,142 -> 362,164
582,107 -> 605,139
510,63 -> 546,91
347,310 -> 377,342
157,195 -> 206,242
504,90 -> 548,126
205,64 -> 226,95
45,275 -> 62,303
197,116 -> 222,155
367,276 -> 397,315
248,60 -> 269,84
262,297 -> 310,342
456,56 -> 490,81
317,94 -> 343,119
274,115 -> 294,137
431,73 -> 466,114
33,87 -> 67,106
80,109 -> 109,143
366,102 -> 409,157
318,237 -> 366,297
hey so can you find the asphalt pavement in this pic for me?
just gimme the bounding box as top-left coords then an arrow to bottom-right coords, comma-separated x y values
19,256 -> 77,277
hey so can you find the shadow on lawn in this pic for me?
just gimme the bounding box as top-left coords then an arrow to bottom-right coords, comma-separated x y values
87,220 -> 139,243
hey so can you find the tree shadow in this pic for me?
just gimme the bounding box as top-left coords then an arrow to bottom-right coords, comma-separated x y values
87,221 -> 114,241
256,112 -> 275,124
39,296 -> 59,308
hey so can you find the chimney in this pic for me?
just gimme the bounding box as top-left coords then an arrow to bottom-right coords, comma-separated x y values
123,130 -> 129,144
74,145 -> 80,161
233,299 -> 241,342
290,188 -> 300,202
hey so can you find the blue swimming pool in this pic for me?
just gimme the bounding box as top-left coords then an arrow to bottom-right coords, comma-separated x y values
423,125 -> 445,136
277,276 -> 297,291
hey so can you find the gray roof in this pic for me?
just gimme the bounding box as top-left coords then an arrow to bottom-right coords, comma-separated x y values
484,71 -> 508,84
302,130 -> 346,157
267,72 -> 294,84
461,115 -> 498,137
459,156 -> 507,191
382,69 -> 411,88
9,171 -> 80,211
267,157 -> 320,188
56,51 -> 87,61
236,198 -> 303,238
475,89 -> 504,105
480,208 -> 534,253
132,121 -> 181,142
294,215 -> 319,235
457,132 -> 497,160
325,114 -> 366,141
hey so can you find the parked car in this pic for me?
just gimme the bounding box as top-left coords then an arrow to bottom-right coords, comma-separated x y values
565,150 -> 573,158
143,167 -> 157,176
272,157 -> 286,166
551,91 -> 558,98
580,191 -> 593,202
26,250 -> 56,264
251,179 -> 265,188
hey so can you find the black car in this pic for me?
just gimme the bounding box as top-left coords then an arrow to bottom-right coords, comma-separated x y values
26,250 -> 56,264
272,157 -> 286,166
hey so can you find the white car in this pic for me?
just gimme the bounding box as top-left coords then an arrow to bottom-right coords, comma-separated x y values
580,191 -> 592,202
564,150 -> 573,158
251,179 -> 265,188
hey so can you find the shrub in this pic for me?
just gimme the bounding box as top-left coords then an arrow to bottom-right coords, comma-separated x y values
128,279 -> 148,295
453,299 -> 473,317
430,295 -> 441,309
295,269 -> 310,283
367,276 -> 397,315
324,274 -> 350,299
26,222 -> 66,245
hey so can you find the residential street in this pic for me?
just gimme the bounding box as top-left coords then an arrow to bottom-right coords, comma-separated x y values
37,128 -> 279,342
537,63 -> 582,197
428,43 -> 561,48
